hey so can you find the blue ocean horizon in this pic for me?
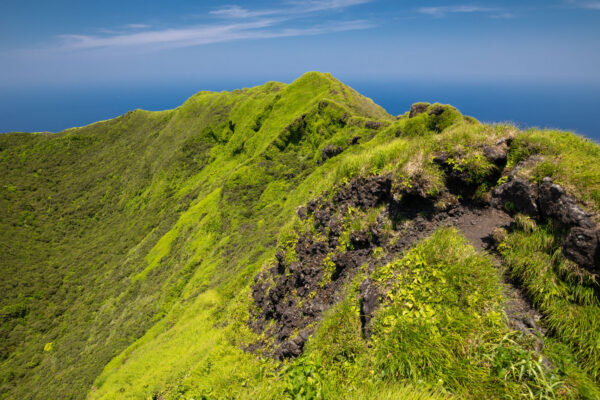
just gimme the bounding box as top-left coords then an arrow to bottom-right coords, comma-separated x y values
1,79 -> 599,141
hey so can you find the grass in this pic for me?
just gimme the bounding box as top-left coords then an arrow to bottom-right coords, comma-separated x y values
499,221 -> 600,386
507,129 -> 600,212
1,72 -> 600,399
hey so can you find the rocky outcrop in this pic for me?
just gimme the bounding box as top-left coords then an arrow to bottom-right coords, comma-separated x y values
428,105 -> 445,116
321,144 -> 343,162
251,167 -> 525,359
251,175 -> 394,359
434,142 -> 508,198
538,177 -> 595,229
563,227 -> 600,273
332,174 -> 392,209
409,102 -> 430,118
359,279 -> 380,339
252,146 -> 599,361
491,179 -> 538,215
491,176 -> 599,273
250,174 -> 451,359
483,142 -> 509,167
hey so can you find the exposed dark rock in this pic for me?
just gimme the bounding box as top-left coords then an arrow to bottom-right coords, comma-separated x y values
327,215 -> 343,238
432,154 -> 473,193
321,144 -> 343,162
305,199 -> 319,215
348,136 -> 361,145
251,166 -> 600,361
250,175 -> 436,359
491,176 -> 599,273
483,144 -> 508,167
433,147 -> 507,199
275,339 -> 301,359
503,283 -> 545,347
491,179 -> 538,216
432,152 -> 450,165
350,230 -> 372,250
409,102 -> 430,118
274,327 -> 314,359
331,250 -> 368,281
360,279 -> 380,339
332,175 -> 392,209
296,205 -> 307,220
314,205 -> 334,229
563,227 -> 600,273
428,105 -> 445,116
538,178 -> 595,229
365,121 -> 386,129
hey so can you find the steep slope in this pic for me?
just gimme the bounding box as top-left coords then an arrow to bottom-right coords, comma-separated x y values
2,73 -> 600,399
0,72 -> 392,400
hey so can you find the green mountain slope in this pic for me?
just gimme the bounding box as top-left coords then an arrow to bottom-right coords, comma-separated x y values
1,72 -> 600,400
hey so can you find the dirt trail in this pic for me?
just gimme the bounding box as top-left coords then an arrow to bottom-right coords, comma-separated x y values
453,206 -> 545,341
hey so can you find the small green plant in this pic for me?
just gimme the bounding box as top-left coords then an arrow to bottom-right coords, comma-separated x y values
504,201 -> 516,213
485,333 -> 563,399
283,357 -> 324,400
319,253 -> 336,287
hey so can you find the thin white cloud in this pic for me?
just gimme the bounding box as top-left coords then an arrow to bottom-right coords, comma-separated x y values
57,19 -> 373,51
290,0 -> 373,12
209,5 -> 279,19
53,0 -> 374,52
124,24 -> 151,29
565,0 -> 600,9
418,5 -> 500,17
210,0 -> 372,19
578,2 -> 600,9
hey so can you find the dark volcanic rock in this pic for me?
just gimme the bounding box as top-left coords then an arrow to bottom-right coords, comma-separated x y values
331,250 -> 368,280
428,105 -> 445,116
432,152 -> 450,165
275,339 -> 301,359
360,279 -> 380,339
250,175 -> 436,359
538,178 -> 594,229
483,144 -> 508,167
409,102 -> 430,118
348,136 -> 361,145
433,150 -> 503,199
296,205 -> 307,220
365,121 -> 386,129
563,227 -> 600,273
350,230 -> 372,250
333,175 -> 391,209
321,144 -> 343,162
251,167 -> 600,361
491,179 -> 538,216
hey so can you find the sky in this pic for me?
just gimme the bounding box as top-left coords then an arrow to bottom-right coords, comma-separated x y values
1,0 -> 599,87
0,1 -> 599,135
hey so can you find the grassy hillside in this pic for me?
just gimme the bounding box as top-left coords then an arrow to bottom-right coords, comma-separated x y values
1,72 -> 599,399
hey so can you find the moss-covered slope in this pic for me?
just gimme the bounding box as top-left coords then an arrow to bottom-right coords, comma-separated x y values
1,72 -> 599,400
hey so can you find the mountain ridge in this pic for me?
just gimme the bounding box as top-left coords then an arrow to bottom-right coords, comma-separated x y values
1,72 -> 600,399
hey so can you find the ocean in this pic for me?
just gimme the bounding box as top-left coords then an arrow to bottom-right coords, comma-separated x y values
1,80 -> 599,141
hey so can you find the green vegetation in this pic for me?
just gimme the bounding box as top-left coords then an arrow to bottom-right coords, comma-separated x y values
1,72 -> 599,399
499,220 -> 600,389
507,129 -> 600,212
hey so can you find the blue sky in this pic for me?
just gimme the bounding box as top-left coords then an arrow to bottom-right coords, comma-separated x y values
0,0 -> 599,88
